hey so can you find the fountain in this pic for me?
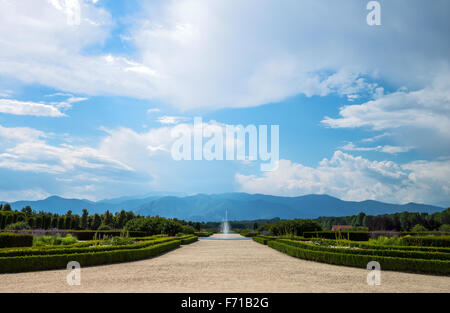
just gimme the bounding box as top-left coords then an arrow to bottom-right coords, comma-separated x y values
220,209 -> 230,235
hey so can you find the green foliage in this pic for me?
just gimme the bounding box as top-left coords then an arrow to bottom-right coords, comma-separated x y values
369,236 -> 401,246
439,224 -> 450,232
0,240 -> 181,274
194,232 -> 213,237
303,231 -> 369,241
269,219 -> 322,236
411,224 -> 428,232
5,221 -> 31,231
69,230 -> 147,240
267,240 -> 450,275
240,231 -> 258,237
178,235 -> 198,245
277,239 -> 450,261
180,225 -> 196,234
0,233 -> 33,248
399,235 -> 450,247
97,224 -> 113,231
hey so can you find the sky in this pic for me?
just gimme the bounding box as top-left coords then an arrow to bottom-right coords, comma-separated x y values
0,0 -> 449,207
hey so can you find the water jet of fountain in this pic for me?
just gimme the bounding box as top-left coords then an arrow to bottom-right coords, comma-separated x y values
220,209 -> 230,235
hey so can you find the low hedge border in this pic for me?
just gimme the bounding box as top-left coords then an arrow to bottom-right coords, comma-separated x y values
277,239 -> 450,261
0,240 -> 181,274
0,237 -> 176,258
252,236 -> 274,245
268,240 -> 450,275
0,233 -> 33,248
194,232 -> 213,237
399,236 -> 450,248
311,238 -> 450,253
179,235 -> 198,245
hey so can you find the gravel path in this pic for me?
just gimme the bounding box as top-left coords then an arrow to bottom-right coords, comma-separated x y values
0,234 -> 449,293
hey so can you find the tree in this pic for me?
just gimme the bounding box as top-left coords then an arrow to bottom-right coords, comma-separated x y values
81,209 -> 89,229
253,222 -> 258,230
2,203 -> 12,211
21,206 -> 33,215
411,224 -> 428,232
92,214 -> 102,230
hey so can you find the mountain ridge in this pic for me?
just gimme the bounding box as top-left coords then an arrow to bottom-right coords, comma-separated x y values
1,193 -> 445,221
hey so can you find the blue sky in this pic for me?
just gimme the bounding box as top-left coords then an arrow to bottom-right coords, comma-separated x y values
0,0 -> 449,207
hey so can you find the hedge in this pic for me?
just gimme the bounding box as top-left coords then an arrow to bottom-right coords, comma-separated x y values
179,235 -> 198,245
268,240 -> 450,275
277,239 -> 450,261
0,233 -> 33,248
0,240 -> 181,274
298,238 -> 450,253
0,237 -> 177,258
252,236 -> 274,245
194,232 -> 213,237
240,231 -> 258,237
399,236 -> 450,248
303,231 -> 369,241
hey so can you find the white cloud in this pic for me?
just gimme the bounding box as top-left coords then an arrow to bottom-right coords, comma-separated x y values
340,142 -> 414,154
146,108 -> 161,114
0,99 -> 65,117
236,151 -> 450,205
322,74 -> 450,138
0,124 -> 132,175
1,0 -> 449,110
157,116 -> 190,125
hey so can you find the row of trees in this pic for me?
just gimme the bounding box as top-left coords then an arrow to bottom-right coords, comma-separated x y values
0,204 -> 201,235
316,208 -> 450,231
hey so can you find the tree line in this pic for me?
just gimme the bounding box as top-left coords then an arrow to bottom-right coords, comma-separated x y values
0,204 -> 202,236
315,208 -> 450,231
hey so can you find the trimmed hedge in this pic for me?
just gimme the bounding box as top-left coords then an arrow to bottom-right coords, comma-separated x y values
400,236 -> 450,248
252,236 -> 274,245
0,233 -> 33,248
179,235 -> 198,245
0,237 -> 177,258
277,239 -> 450,261
304,231 -> 369,241
297,238 -> 450,253
240,231 -> 258,237
0,240 -> 181,274
268,240 -> 450,275
194,232 -> 213,237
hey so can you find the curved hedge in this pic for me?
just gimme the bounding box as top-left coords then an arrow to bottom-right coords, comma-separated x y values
0,240 -> 181,274
268,240 -> 450,275
0,233 -> 33,248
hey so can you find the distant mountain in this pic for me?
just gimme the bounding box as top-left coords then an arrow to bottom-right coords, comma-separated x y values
3,193 -> 444,221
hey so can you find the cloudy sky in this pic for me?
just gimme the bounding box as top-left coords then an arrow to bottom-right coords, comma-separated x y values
0,0 -> 449,206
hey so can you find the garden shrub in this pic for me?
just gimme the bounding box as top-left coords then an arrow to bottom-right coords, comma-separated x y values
240,231 -> 258,237
267,240 -> 450,275
303,231 -> 369,241
0,233 -> 33,248
68,230 -> 147,240
0,240 -> 181,274
277,239 -> 450,261
399,236 -> 450,247
194,232 -> 213,237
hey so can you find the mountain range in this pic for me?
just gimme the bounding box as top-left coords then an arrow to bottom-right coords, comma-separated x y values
1,193 -> 445,221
